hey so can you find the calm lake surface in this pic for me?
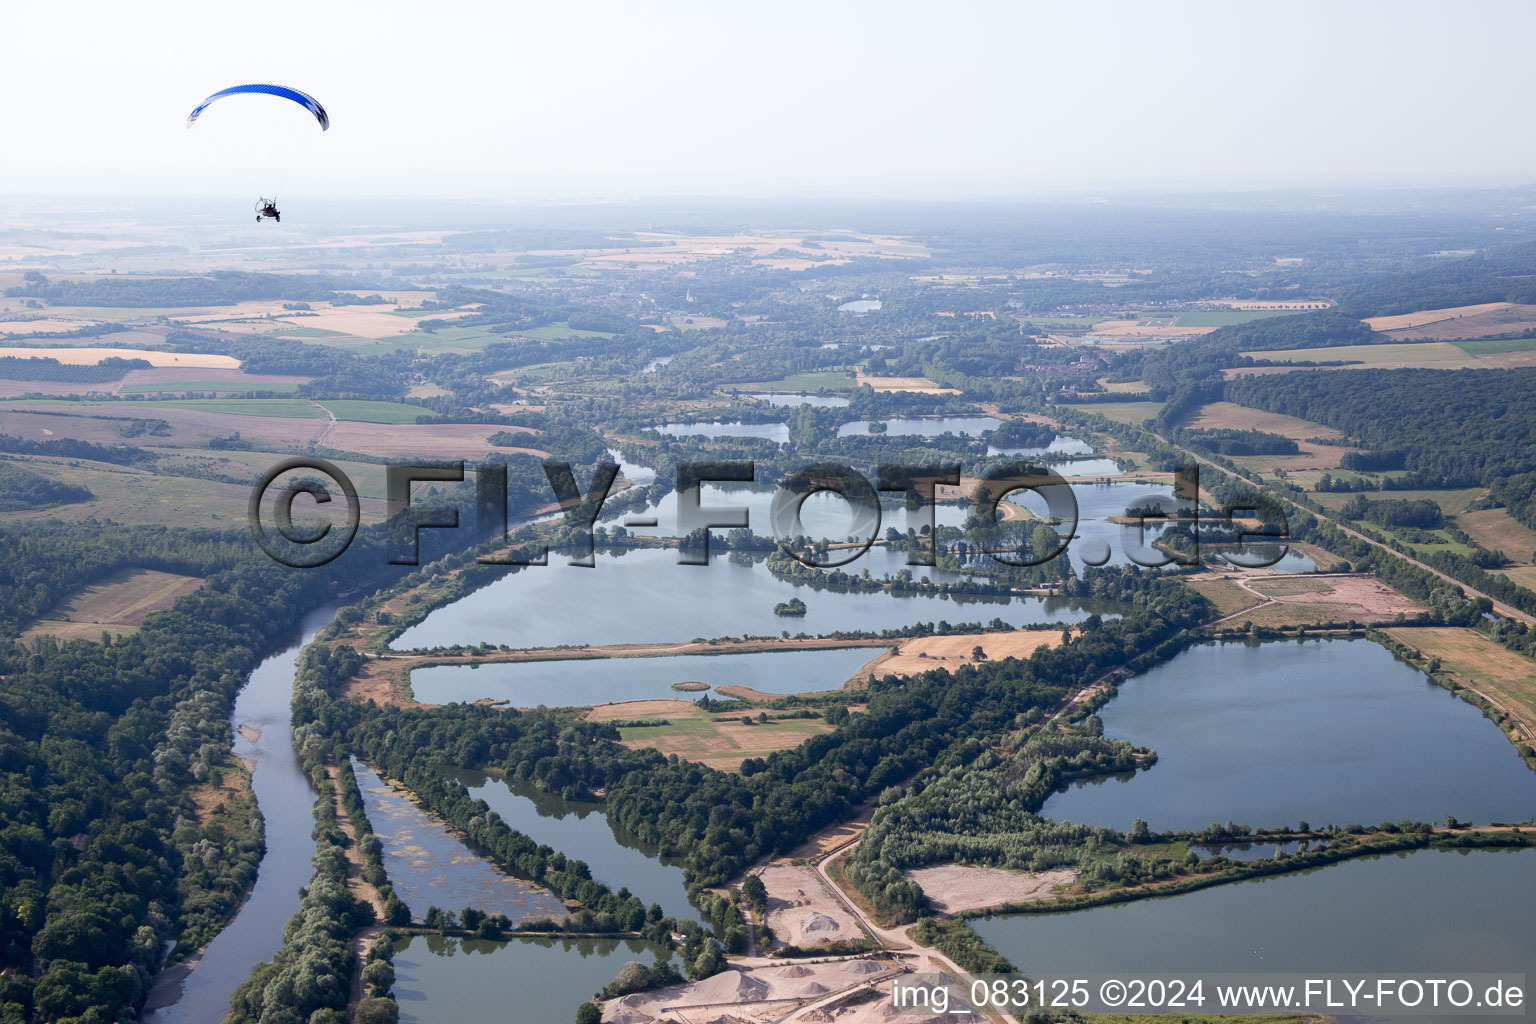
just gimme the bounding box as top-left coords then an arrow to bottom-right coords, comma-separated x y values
653,421 -> 789,442
392,933 -> 671,1024
450,770 -> 697,923
989,435 -> 1095,458
352,761 -> 568,923
836,415 -> 1002,438
1043,639 -> 1536,832
391,547 -> 1108,650
414,645 -> 879,707
144,605 -> 338,1024
754,393 -> 850,408
974,847 -> 1536,1023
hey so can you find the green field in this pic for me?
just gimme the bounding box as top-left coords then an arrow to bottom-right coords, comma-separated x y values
739,370 -> 856,392
1171,310 -> 1297,327
1059,399 -> 1163,425
17,397 -> 426,422
315,400 -> 432,424
271,327 -> 353,339
1452,336 -> 1536,354
513,322 -> 617,340
119,380 -> 304,395
1018,316 -> 1101,328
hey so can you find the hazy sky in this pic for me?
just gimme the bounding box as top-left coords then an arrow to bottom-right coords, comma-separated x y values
6,0 -> 1536,200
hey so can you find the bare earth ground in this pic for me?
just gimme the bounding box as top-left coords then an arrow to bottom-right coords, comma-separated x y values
905,865 -> 1078,914
1200,570 -> 1425,628
1383,626 -> 1536,746
187,762 -> 252,826
325,763 -> 389,920
0,346 -> 240,367
856,629 -> 1066,680
758,863 -> 864,948
853,374 -> 959,394
601,957 -> 927,1024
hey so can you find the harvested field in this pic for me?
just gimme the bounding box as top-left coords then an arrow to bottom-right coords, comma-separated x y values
23,568 -> 203,641
1493,566 -> 1536,591
906,864 -> 1078,914
1384,627 -> 1536,743
1372,303 -> 1536,341
1084,319 -> 1216,340
1238,342 -> 1484,370
1066,400 -> 1163,425
1186,576 -> 1266,618
857,629 -> 1065,680
1180,401 -> 1344,440
0,406 -> 327,448
0,318 -> 97,334
853,374 -> 959,394
1178,400 -> 1357,474
321,421 -> 542,459
1458,509 -> 1536,561
0,379 -> 111,397
117,367 -> 311,393
585,700 -> 837,772
757,863 -> 864,949
1363,302 -> 1513,332
0,347 -> 239,368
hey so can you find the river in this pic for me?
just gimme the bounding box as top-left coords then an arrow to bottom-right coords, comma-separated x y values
142,604 -> 339,1024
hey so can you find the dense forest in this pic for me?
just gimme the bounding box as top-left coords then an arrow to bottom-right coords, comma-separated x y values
1224,367 -> 1536,490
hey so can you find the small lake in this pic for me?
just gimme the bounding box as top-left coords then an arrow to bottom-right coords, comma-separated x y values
838,299 -> 882,313
974,847 -> 1536,1021
352,761 -> 569,923
988,435 -> 1095,458
837,416 -> 1002,438
414,645 -> 879,707
753,393 -> 850,408
1044,458 -> 1123,477
603,482 -> 972,540
1042,639 -> 1536,832
652,421 -> 789,443
392,933 -> 672,1024
450,770 -> 697,923
391,547 -> 1111,650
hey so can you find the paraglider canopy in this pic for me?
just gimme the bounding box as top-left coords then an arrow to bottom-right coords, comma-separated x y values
187,84 -> 329,131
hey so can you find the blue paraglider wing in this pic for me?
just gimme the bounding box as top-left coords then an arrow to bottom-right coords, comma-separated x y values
187,84 -> 329,130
